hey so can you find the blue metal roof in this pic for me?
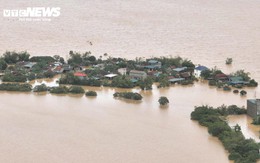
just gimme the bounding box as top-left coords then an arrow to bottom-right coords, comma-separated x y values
195,66 -> 208,71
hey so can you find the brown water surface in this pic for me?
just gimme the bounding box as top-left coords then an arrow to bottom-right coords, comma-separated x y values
1,0 -> 260,162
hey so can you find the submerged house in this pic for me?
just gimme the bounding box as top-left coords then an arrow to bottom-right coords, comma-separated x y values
215,73 -> 229,81
62,64 -> 72,72
169,78 -> 185,83
144,60 -> 162,70
247,99 -> 260,118
129,70 -> 147,80
172,67 -> 187,73
229,76 -> 249,85
194,65 -> 208,77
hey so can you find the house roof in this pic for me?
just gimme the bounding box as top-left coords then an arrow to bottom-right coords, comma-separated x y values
53,66 -> 63,71
248,99 -> 260,104
173,67 -> 187,72
229,76 -> 243,82
195,65 -> 208,71
169,78 -> 185,82
215,73 -> 228,79
104,74 -> 118,78
148,60 -> 159,64
74,72 -> 87,77
130,79 -> 139,83
144,65 -> 158,69
24,62 -> 36,68
180,72 -> 191,78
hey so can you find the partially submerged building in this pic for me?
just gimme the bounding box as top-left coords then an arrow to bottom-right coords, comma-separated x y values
129,70 -> 147,80
194,65 -> 208,77
247,99 -> 260,118
144,60 -> 162,70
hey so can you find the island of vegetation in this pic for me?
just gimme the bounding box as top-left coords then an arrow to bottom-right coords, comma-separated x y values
85,91 -> 97,97
158,96 -> 169,106
191,105 -> 259,163
113,92 -> 142,101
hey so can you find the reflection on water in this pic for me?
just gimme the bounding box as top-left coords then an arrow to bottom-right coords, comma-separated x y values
30,75 -> 60,87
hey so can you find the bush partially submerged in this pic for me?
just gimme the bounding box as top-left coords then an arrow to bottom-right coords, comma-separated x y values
33,84 -> 48,92
113,92 -> 142,100
0,83 -> 32,92
50,86 -> 68,94
85,91 -> 97,96
68,86 -> 85,94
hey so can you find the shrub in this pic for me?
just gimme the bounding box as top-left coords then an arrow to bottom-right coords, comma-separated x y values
0,59 -> 7,70
33,84 -> 48,92
233,90 -> 239,94
248,79 -> 258,87
223,86 -> 231,91
181,80 -> 193,85
85,91 -> 97,96
209,80 -> 217,86
2,73 -> 27,82
113,92 -> 142,100
0,83 -> 32,92
158,96 -> 169,105
50,86 -> 68,94
226,58 -> 233,65
68,86 -> 85,94
240,90 -> 247,96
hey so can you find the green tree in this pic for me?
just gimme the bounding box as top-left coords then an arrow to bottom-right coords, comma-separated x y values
68,86 -> 85,94
0,58 -> 7,70
85,91 -> 97,96
232,70 -> 251,81
158,96 -> 169,105
200,69 -> 212,79
33,84 -> 48,92
234,124 -> 241,132
139,77 -> 153,90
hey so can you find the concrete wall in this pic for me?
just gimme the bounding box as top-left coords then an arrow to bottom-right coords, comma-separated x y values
247,100 -> 259,118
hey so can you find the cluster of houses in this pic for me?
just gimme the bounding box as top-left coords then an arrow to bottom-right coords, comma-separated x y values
101,59 -> 194,84
2,57 -> 251,88
194,65 -> 249,86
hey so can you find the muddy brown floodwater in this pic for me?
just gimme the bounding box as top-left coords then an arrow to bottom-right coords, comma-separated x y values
0,0 -> 260,162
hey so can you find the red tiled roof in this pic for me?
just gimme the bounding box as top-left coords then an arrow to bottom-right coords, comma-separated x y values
74,72 -> 87,77
215,73 -> 228,78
